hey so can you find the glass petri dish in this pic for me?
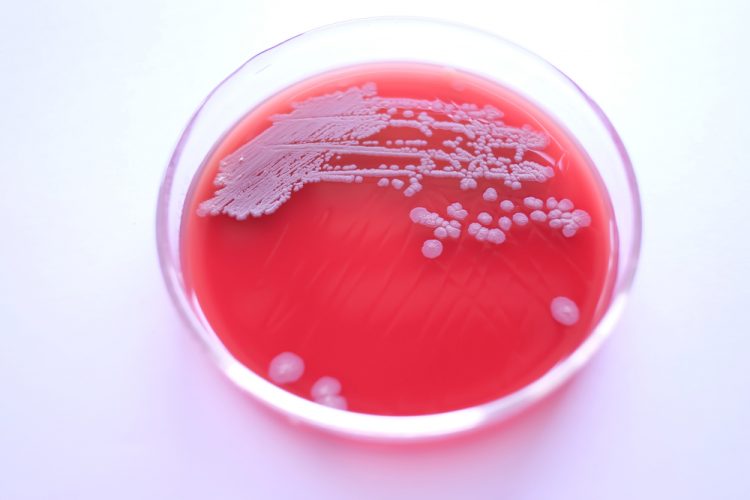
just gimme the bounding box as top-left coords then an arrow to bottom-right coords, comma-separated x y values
156,17 -> 641,440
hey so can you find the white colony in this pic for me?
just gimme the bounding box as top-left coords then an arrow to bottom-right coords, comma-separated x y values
562,225 -> 578,238
422,239 -> 443,259
500,200 -> 514,212
310,376 -> 342,400
434,227 -> 448,239
467,218 -> 505,245
523,196 -> 544,210
268,352 -> 305,384
477,212 -> 493,225
403,176 -> 423,197
447,202 -> 468,220
459,178 -> 478,190
483,187 -> 498,201
530,210 -> 547,222
512,212 -> 529,226
487,228 -> 506,244
391,179 -> 405,190
409,206 -> 430,223
572,209 -> 592,227
317,394 -> 348,410
544,199 -> 591,238
445,227 -> 460,239
377,178 -> 389,187
308,375 -> 348,410
412,209 -> 444,228
557,199 -> 574,212
411,205 -> 462,253
498,216 -> 512,231
550,296 -> 580,326
445,221 -> 461,239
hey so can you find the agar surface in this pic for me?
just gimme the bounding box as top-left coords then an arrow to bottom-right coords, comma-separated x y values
202,83 -> 593,406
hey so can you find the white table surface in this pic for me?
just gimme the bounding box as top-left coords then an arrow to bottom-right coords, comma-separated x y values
2,1 -> 748,498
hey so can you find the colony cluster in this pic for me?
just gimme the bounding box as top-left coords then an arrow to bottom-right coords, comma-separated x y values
407,187 -> 592,260
267,352 -> 347,410
198,84 -> 554,220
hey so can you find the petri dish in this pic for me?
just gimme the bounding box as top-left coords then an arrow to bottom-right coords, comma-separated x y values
156,17 -> 641,440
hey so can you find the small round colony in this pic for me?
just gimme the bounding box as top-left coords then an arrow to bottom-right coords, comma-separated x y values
310,376 -> 347,410
487,228 -> 506,244
558,198 -> 574,211
447,202 -> 468,220
498,216 -> 512,231
268,352 -> 305,384
530,210 -> 547,222
512,212 -> 529,226
459,178 -> 478,190
310,376 -> 342,400
477,212 -> 493,225
550,296 -> 580,326
421,239 -> 443,259
482,187 -> 498,201
316,394 -> 348,410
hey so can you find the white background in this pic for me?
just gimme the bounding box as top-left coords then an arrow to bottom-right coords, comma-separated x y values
1,1 -> 749,498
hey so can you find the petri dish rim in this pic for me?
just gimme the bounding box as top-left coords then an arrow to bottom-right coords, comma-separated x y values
156,16 -> 642,441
